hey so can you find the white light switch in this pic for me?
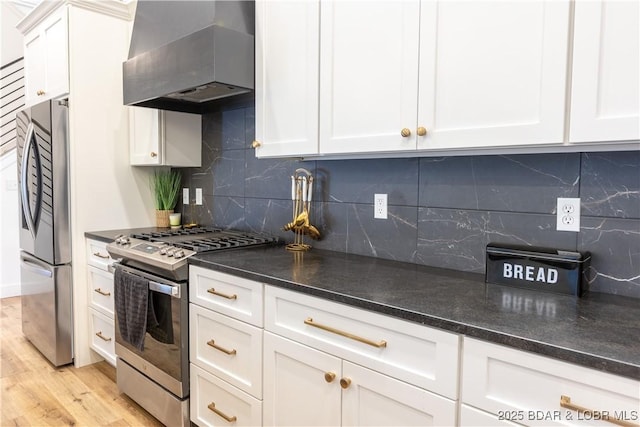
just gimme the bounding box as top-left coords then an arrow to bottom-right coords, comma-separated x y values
195,188 -> 203,205
183,188 -> 189,205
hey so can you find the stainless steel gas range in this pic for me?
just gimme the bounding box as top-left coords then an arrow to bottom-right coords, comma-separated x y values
106,227 -> 278,427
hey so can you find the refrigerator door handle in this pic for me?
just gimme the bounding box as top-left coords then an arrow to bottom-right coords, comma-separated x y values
21,258 -> 53,278
20,123 -> 39,240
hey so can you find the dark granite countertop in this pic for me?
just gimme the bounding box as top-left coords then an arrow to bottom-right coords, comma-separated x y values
85,229 -> 639,380
190,246 -> 640,381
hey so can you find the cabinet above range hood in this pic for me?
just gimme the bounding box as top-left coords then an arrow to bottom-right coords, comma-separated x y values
123,1 -> 254,114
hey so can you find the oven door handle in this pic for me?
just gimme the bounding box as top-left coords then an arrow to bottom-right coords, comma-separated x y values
149,280 -> 180,298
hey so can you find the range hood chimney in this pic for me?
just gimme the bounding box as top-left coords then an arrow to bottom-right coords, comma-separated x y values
123,0 -> 254,114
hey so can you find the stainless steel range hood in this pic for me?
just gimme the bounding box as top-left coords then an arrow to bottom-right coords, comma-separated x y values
123,1 -> 254,114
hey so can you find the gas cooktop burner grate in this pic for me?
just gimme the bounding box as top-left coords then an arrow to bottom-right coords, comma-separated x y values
131,227 -> 222,240
128,227 -> 278,253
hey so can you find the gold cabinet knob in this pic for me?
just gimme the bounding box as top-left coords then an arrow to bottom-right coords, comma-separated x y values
252,140 -> 261,148
340,377 -> 351,389
324,372 -> 336,383
37,90 -> 45,96
150,152 -> 157,158
400,128 -> 411,137
417,126 -> 427,137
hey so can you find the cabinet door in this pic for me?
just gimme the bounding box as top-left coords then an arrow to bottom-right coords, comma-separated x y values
418,0 -> 569,150
319,1 -> 420,154
341,361 -> 457,427
255,0 -> 320,157
129,107 -> 162,165
43,7 -> 69,101
23,30 -> 45,106
129,108 -> 201,166
263,332 -> 341,427
23,7 -> 69,106
570,0 -> 640,143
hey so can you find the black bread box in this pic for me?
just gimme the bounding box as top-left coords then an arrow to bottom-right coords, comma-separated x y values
486,244 -> 591,297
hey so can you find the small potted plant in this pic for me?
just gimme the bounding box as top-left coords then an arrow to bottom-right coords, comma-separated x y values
151,170 -> 182,228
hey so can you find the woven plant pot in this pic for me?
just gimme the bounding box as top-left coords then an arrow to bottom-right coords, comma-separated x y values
155,209 -> 174,228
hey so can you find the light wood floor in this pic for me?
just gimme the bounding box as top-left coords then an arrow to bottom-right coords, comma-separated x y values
0,296 -> 163,426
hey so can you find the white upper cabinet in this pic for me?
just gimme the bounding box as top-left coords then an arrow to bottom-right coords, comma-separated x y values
254,0 -> 320,157
319,1 -> 421,154
129,107 -> 202,167
255,0 -> 636,159
569,0 -> 640,143
23,6 -> 69,106
417,0 -> 569,150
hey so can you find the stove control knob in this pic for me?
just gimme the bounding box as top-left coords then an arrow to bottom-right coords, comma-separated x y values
174,250 -> 185,259
166,249 -> 176,257
159,247 -> 168,255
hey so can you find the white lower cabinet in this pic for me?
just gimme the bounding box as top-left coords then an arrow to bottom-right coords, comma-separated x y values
86,238 -> 116,366
189,267 -> 264,427
461,337 -> 640,426
263,285 -> 459,427
263,331 -> 456,427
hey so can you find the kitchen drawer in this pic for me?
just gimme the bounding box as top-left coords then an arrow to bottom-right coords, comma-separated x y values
189,303 -> 263,398
462,337 -> 640,426
89,308 -> 115,366
190,363 -> 262,427
87,265 -> 114,316
189,266 -> 263,327
459,404 -> 523,427
264,285 -> 460,399
86,239 -> 114,271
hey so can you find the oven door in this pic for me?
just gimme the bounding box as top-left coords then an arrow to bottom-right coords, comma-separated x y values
113,264 -> 189,398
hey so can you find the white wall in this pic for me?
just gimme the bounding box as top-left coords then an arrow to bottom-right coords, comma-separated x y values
1,1 -> 38,65
0,151 -> 20,298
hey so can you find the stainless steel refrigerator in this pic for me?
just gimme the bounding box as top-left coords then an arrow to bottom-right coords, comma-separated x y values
16,99 -> 73,366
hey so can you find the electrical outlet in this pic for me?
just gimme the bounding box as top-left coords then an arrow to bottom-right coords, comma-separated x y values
556,198 -> 580,232
195,188 -> 203,205
374,194 -> 387,219
183,188 -> 189,205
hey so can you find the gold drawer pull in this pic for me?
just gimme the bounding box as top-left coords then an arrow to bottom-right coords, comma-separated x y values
95,331 -> 111,342
207,402 -> 237,423
207,288 -> 237,300
207,339 -> 237,355
560,395 -> 639,427
304,317 -> 387,348
94,288 -> 111,296
93,252 -> 109,259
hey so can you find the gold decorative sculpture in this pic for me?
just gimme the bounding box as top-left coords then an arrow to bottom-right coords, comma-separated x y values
283,168 -> 321,251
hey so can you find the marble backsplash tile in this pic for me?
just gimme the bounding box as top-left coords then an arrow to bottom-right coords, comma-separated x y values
180,104 -> 640,298
580,217 -> 640,297
419,154 -> 580,213
580,151 -> 640,219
